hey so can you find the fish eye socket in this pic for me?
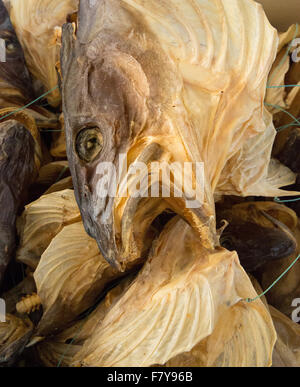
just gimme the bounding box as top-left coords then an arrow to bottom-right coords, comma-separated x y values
5,40 -> 16,52
220,236 -> 234,251
76,127 -> 103,162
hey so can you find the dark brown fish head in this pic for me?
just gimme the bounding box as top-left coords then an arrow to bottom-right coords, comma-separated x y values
61,0 -> 216,270
220,213 -> 297,272
0,0 -> 34,102
0,119 -> 37,286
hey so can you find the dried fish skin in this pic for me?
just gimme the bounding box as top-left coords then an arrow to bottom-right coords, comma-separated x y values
61,0 -> 295,269
29,160 -> 70,199
166,301 -> 275,367
36,340 -> 81,368
166,283 -> 298,367
16,189 -> 81,269
216,110 -> 298,198
44,176 -> 73,195
7,0 -> 79,106
270,306 -> 300,367
34,222 -> 123,336
35,161 -> 69,187
259,224 -> 300,318
278,24 -> 300,52
73,217 -> 276,367
272,24 -> 300,156
36,275 -> 134,367
0,120 -> 37,286
265,48 -> 290,114
264,24 -> 300,114
0,0 -> 34,107
0,314 -> 33,366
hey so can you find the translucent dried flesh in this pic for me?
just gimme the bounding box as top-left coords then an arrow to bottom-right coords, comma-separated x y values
6,0 -> 78,106
0,314 -> 33,365
34,221 -> 123,335
44,176 -> 73,195
265,49 -> 290,113
35,160 -> 70,188
16,189 -> 81,269
35,276 -> 134,367
271,24 -> 300,155
270,306 -> 300,367
166,301 -> 275,367
73,218 -> 276,367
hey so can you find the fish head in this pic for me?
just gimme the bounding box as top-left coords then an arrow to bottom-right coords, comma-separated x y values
61,0 -> 216,270
219,203 -> 298,272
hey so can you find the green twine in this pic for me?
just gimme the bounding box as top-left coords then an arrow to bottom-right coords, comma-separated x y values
264,102 -> 300,127
245,253 -> 300,303
0,85 -> 59,122
265,84 -> 300,132
54,166 -> 69,184
274,197 -> 300,203
263,101 -> 300,132
56,304 -> 93,367
267,84 -> 300,88
276,121 -> 300,132
56,330 -> 81,368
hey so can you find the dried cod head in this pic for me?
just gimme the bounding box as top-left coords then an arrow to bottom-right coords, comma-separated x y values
218,201 -> 298,271
259,221 -> 300,318
0,119 -> 38,285
61,0 -> 296,271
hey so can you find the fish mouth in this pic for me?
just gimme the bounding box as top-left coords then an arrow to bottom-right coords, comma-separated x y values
88,142 -> 217,271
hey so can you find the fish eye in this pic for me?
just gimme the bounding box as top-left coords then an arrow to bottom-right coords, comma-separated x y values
75,127 -> 103,162
220,236 -> 234,251
5,40 -> 16,53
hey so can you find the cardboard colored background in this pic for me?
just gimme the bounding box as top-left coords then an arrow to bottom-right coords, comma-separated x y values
256,0 -> 300,31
